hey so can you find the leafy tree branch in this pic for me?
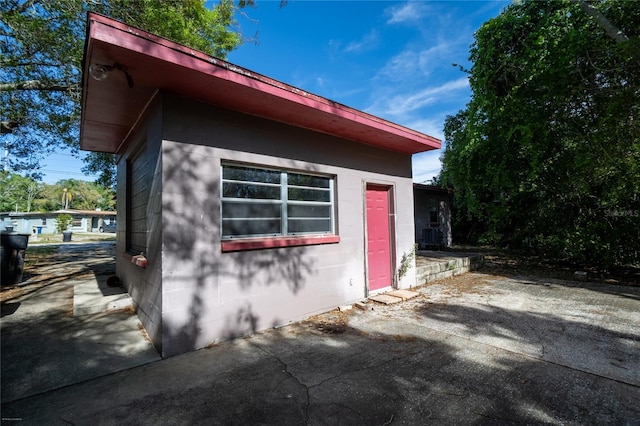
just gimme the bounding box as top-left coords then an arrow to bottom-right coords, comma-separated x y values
1,0 -> 244,186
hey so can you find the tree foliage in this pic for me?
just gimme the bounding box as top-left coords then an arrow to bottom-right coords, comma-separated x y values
0,171 -> 40,212
440,0 -> 640,268
0,172 -> 115,212
1,0 -> 242,185
56,213 -> 72,233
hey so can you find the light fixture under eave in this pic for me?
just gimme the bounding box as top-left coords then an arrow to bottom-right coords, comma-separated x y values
89,63 -> 111,81
88,63 -> 135,88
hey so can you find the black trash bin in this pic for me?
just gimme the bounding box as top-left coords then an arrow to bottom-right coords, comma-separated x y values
1,232 -> 30,286
62,231 -> 72,242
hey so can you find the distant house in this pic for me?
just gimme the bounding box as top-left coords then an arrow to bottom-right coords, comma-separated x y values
80,13 -> 441,357
0,210 -> 116,234
413,184 -> 452,249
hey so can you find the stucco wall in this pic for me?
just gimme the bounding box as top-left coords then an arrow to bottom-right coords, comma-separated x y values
116,93 -> 419,357
154,95 -> 417,357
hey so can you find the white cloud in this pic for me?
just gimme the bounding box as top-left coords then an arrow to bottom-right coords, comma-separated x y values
412,150 -> 443,184
386,2 -> 428,25
343,29 -> 380,53
405,117 -> 445,142
378,41 -> 457,81
372,77 -> 469,118
377,50 -> 419,81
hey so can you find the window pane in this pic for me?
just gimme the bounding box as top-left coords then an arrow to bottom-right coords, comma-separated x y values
222,219 -> 281,237
221,164 -> 334,240
223,165 -> 280,184
288,188 -> 330,202
223,202 -> 281,219
288,219 -> 331,234
223,182 -> 280,200
288,173 -> 329,188
287,205 -> 331,218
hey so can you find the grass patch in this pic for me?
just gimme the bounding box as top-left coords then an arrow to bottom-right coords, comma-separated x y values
27,233 -> 116,245
26,246 -> 58,256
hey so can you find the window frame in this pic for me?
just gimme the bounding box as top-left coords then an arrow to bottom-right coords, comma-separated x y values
220,163 -> 339,251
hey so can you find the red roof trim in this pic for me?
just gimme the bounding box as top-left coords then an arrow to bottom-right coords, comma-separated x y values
81,13 -> 441,155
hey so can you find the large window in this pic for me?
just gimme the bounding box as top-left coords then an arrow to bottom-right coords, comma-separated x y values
221,164 -> 334,239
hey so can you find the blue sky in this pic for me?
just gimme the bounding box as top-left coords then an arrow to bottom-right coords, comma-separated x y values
41,0 -> 508,184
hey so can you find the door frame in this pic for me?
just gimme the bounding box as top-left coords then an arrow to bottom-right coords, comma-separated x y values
363,182 -> 397,297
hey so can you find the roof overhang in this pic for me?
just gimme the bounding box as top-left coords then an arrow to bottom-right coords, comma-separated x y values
413,183 -> 452,195
81,13 -> 441,155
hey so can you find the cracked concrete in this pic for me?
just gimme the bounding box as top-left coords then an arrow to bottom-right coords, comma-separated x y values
2,256 -> 640,424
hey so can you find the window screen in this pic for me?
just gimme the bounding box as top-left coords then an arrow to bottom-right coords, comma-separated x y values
127,149 -> 148,253
221,164 -> 334,239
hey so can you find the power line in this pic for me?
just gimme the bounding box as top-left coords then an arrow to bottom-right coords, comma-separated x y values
41,169 -> 98,176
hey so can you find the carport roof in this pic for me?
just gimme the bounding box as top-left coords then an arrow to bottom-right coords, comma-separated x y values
81,13 -> 441,155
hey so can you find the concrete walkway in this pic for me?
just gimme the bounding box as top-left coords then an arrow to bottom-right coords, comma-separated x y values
1,242 -> 160,404
2,245 -> 639,424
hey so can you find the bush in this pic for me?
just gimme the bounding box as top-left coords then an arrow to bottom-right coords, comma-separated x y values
56,214 -> 72,234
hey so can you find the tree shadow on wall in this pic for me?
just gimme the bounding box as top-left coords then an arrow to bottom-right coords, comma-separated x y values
159,144 -> 317,356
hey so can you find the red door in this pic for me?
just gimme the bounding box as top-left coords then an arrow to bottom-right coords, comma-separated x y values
366,185 -> 392,292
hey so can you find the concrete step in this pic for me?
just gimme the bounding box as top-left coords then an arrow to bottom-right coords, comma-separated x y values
369,289 -> 420,305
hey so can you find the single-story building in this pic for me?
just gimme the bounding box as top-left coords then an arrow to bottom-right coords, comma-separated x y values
0,209 -> 116,234
413,184 -> 452,249
80,13 -> 441,357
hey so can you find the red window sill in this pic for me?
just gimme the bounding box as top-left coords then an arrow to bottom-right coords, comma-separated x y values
221,235 -> 340,252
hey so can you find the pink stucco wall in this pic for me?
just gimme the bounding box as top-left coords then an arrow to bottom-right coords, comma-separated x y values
117,93 -> 418,357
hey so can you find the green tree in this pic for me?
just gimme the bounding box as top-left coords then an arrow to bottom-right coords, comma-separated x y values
52,179 -> 116,211
0,171 -> 41,212
1,0 -> 242,185
440,0 -> 640,268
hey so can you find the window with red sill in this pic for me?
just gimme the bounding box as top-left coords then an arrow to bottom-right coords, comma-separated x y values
221,164 -> 336,249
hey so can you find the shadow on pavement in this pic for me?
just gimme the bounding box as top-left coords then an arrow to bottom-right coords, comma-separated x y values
1,242 -> 160,404
2,269 -> 640,424
1,315 -> 639,425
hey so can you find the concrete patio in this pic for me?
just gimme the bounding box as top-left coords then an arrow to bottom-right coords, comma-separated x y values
2,242 -> 638,424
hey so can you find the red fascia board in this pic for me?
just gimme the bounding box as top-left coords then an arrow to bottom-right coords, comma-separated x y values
84,13 -> 441,153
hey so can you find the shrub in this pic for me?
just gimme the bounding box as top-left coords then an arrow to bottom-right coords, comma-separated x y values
56,214 -> 72,233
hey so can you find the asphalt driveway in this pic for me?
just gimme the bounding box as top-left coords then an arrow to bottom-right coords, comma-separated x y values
1,250 -> 639,424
